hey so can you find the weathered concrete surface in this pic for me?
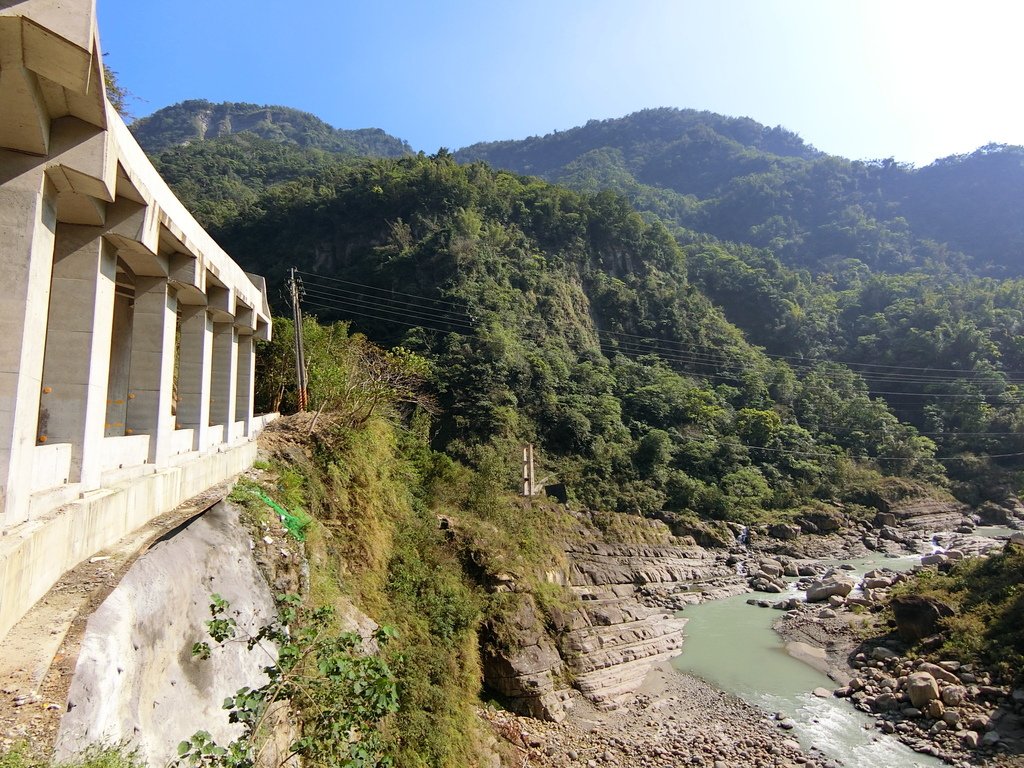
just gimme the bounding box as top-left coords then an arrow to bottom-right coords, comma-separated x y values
54,501 -> 277,767
0,0 -> 273,643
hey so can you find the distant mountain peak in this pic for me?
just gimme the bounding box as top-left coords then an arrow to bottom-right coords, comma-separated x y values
131,100 -> 412,158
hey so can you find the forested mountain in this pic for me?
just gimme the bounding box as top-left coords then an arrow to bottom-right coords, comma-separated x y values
456,108 -> 1024,277
204,152 -> 1024,519
132,99 -> 411,157
135,104 -> 1024,516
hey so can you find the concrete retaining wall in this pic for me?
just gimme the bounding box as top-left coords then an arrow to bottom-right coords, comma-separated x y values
0,439 -> 257,641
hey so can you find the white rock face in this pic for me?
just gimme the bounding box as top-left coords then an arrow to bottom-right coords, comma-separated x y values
55,502 -> 279,767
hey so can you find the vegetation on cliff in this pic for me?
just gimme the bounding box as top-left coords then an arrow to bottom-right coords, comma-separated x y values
133,100 -> 411,157
890,544 -> 1024,680
222,153 -> 1024,522
231,320 -> 584,766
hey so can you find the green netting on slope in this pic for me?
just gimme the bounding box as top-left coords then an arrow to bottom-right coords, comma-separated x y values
259,490 -> 310,542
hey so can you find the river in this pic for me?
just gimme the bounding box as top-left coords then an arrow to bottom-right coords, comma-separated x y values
669,545 -> 1005,768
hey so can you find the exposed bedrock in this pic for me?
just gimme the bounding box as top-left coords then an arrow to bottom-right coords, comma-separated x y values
887,499 -> 967,532
483,538 -> 742,720
53,503 -> 286,767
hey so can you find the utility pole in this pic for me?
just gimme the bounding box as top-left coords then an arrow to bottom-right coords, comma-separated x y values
289,267 -> 309,411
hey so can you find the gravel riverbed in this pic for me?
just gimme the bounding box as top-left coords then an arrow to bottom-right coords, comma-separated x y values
483,661 -> 837,768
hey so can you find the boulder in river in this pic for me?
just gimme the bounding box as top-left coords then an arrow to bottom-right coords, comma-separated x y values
805,577 -> 854,602
890,594 -> 955,642
907,671 -> 940,708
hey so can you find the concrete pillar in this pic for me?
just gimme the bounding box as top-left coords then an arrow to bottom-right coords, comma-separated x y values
210,322 -> 238,442
235,333 -> 255,437
125,276 -> 176,465
0,162 -> 57,526
105,292 -> 133,437
177,306 -> 212,451
37,225 -> 116,489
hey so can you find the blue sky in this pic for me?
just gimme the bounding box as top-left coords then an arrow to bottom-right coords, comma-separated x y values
97,1 -> 1024,167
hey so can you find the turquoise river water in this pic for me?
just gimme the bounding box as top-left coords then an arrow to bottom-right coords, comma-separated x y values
672,550 -> 961,768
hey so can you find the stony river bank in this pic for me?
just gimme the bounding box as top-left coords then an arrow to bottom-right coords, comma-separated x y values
483,495 -> 1024,767
483,663 -> 836,768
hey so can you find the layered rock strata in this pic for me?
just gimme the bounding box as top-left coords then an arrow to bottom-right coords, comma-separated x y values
561,542 -> 740,710
483,538 -> 742,720
887,499 -> 966,532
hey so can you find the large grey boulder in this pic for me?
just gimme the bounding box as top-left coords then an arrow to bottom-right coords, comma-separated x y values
805,577 -> 854,602
907,672 -> 940,708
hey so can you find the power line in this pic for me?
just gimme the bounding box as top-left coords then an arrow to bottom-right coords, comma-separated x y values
295,270 -> 471,312
598,325 -> 1024,378
300,279 -> 477,322
301,299 -> 475,336
301,287 -> 477,331
296,282 -> 1024,463
598,340 -> 1024,402
597,333 -> 1020,386
296,270 -> 1024,404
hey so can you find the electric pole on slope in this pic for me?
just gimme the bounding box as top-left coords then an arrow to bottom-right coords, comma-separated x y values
289,267 -> 309,411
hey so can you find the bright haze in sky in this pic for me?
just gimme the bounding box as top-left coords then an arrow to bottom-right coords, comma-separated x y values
97,0 -> 1023,167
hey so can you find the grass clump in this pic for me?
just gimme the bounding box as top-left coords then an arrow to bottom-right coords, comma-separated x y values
0,745 -> 143,768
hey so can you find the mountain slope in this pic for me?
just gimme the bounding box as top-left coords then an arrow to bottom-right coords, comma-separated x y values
457,108 -> 1024,277
131,99 -> 412,157
213,153 -> 955,519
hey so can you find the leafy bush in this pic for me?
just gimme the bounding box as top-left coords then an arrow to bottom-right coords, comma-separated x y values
179,596 -> 399,768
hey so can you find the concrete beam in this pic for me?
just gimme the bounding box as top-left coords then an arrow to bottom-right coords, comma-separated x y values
104,199 -> 166,277
169,251 -> 205,296
206,284 -> 234,322
8,0 -> 98,96
234,303 -> 255,333
55,190 -> 105,225
0,21 -> 50,155
46,116 -> 116,204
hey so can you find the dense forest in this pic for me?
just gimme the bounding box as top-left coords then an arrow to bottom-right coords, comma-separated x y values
458,108 -> 1024,277
136,104 -> 1024,520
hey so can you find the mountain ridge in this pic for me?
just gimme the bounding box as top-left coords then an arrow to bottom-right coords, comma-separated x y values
133,100 -> 1024,278
131,99 -> 412,157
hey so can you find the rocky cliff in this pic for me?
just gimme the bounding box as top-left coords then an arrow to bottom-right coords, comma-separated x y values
482,522 -> 742,721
